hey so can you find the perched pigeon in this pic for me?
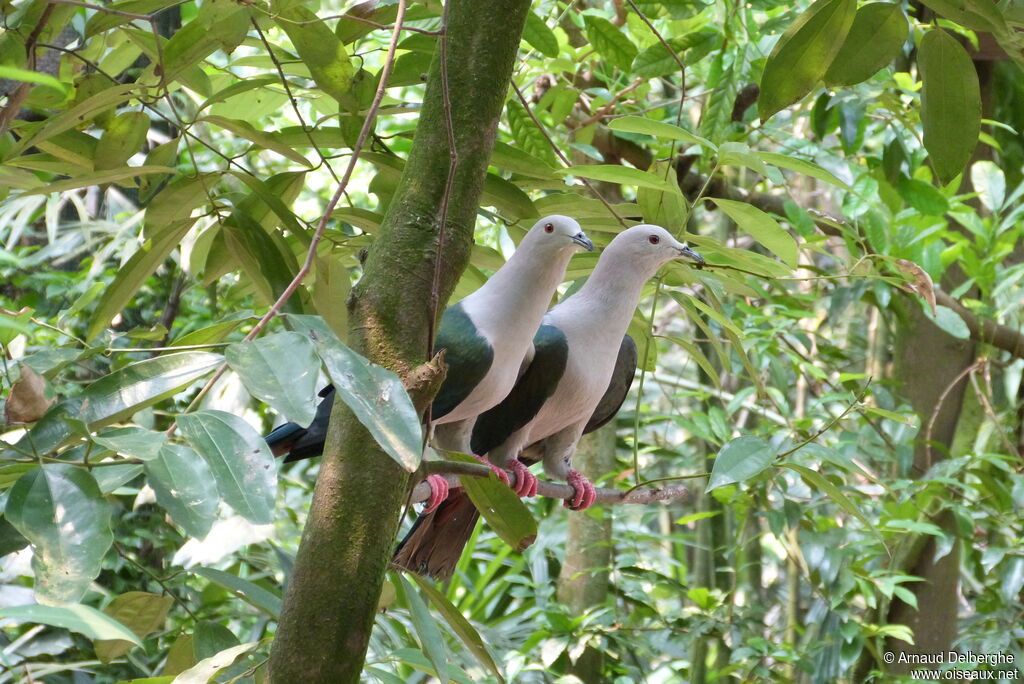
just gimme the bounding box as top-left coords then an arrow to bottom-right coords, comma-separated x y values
394,224 -> 703,578
265,215 -> 594,510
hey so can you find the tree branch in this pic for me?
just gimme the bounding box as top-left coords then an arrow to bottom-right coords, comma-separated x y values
411,460 -> 691,505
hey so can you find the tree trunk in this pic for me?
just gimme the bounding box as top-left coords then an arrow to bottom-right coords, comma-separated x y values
268,2 -> 531,681
556,424 -> 616,680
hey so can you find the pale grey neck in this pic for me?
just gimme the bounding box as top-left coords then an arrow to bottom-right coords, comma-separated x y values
466,244 -> 572,325
556,254 -> 660,335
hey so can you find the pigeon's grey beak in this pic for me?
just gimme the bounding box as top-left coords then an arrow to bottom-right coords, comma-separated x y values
572,232 -> 595,252
676,243 -> 704,267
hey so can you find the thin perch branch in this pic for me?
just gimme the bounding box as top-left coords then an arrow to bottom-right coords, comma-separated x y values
413,460 -> 691,505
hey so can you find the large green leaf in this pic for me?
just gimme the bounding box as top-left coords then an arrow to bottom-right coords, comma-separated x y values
757,151 -> 851,190
608,116 -> 715,150
583,15 -> 637,70
16,352 -> 223,455
193,567 -> 282,617
0,604 -> 140,644
919,29 -> 981,183
175,410 -> 277,524
272,2 -> 355,106
18,165 -> 176,196
707,436 -> 776,492
410,574 -> 505,683
92,426 -> 167,461
5,465 -> 113,604
522,11 -> 558,57
170,642 -> 260,684
781,463 -> 880,539
631,30 -> 717,78
707,198 -> 798,267
759,0 -> 857,120
824,3 -> 908,87
287,315 -> 423,472
396,573 -> 448,682
144,445 -> 219,539
225,332 -> 319,427
95,591 -> 174,663
559,165 -> 677,193
201,116 -> 312,167
14,83 -> 135,153
449,452 -> 537,552
86,219 -> 197,341
95,111 -> 150,171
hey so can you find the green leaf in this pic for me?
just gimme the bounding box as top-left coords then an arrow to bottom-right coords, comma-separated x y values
718,142 -> 770,176
449,452 -> 537,551
222,211 -> 302,311
490,141 -> 557,179
506,99 -> 555,165
559,165 -> 677,192
583,15 -> 637,70
410,574 -> 505,683
86,220 -> 196,342
144,445 -> 219,539
707,198 -> 799,267
482,173 -> 538,219
171,317 -> 248,347
201,116 -> 312,167
0,64 -> 68,93
757,151 -> 851,190
707,436 -> 776,491
15,83 -> 135,153
917,0 -> 1006,33
608,116 -> 715,150
95,591 -> 174,663
631,31 -> 716,78
781,463 -> 880,539
970,160 -> 1005,213
273,3 -> 355,106
919,29 -> 981,184
0,604 -> 140,644
170,642 -> 259,684
5,465 -> 113,604
522,11 -> 558,57
759,0 -> 857,120
896,177 -> 949,215
926,305 -> 971,340
287,315 -> 424,472
92,427 -> 167,461
175,410 -> 277,524
95,111 -> 151,171
16,352 -> 223,456
225,332 -> 319,427
193,567 -> 282,617
824,3 -> 908,87
18,165 -> 177,196
144,175 -> 219,240
397,574 -> 448,683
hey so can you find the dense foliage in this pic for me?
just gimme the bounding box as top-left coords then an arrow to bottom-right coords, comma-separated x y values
0,0 -> 1022,681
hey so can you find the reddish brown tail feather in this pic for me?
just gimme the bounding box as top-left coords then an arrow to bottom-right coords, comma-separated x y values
392,491 -> 480,580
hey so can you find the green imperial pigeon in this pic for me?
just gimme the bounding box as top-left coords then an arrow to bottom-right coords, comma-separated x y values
264,215 -> 594,511
393,224 -> 704,579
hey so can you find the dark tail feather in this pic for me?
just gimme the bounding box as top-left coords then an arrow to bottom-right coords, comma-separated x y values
265,422 -> 305,457
264,385 -> 335,462
393,491 -> 480,580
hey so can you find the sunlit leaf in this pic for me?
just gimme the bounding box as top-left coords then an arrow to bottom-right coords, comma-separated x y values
5,465 -> 113,604
919,29 -> 981,184
287,315 -> 424,472
707,436 -> 776,491
175,410 -> 277,524
226,332 -> 319,427
145,445 -> 219,539
0,604 -> 140,644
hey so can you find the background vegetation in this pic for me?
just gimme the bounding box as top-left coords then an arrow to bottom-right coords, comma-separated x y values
0,0 -> 1022,681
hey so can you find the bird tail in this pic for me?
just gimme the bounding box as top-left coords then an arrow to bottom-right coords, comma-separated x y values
393,491 -> 479,580
264,422 -> 305,457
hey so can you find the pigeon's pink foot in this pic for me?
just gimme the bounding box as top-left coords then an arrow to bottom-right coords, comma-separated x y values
507,459 -> 539,497
422,474 -> 449,514
564,470 -> 597,510
471,453 -> 510,487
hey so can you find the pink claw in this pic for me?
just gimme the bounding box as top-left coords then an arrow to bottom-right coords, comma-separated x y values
471,453 -> 510,486
422,474 -> 449,514
564,470 -> 597,510
508,460 -> 539,498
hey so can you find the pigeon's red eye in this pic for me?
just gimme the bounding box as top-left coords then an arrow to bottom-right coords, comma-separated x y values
544,223 -> 554,233
648,235 -> 660,244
